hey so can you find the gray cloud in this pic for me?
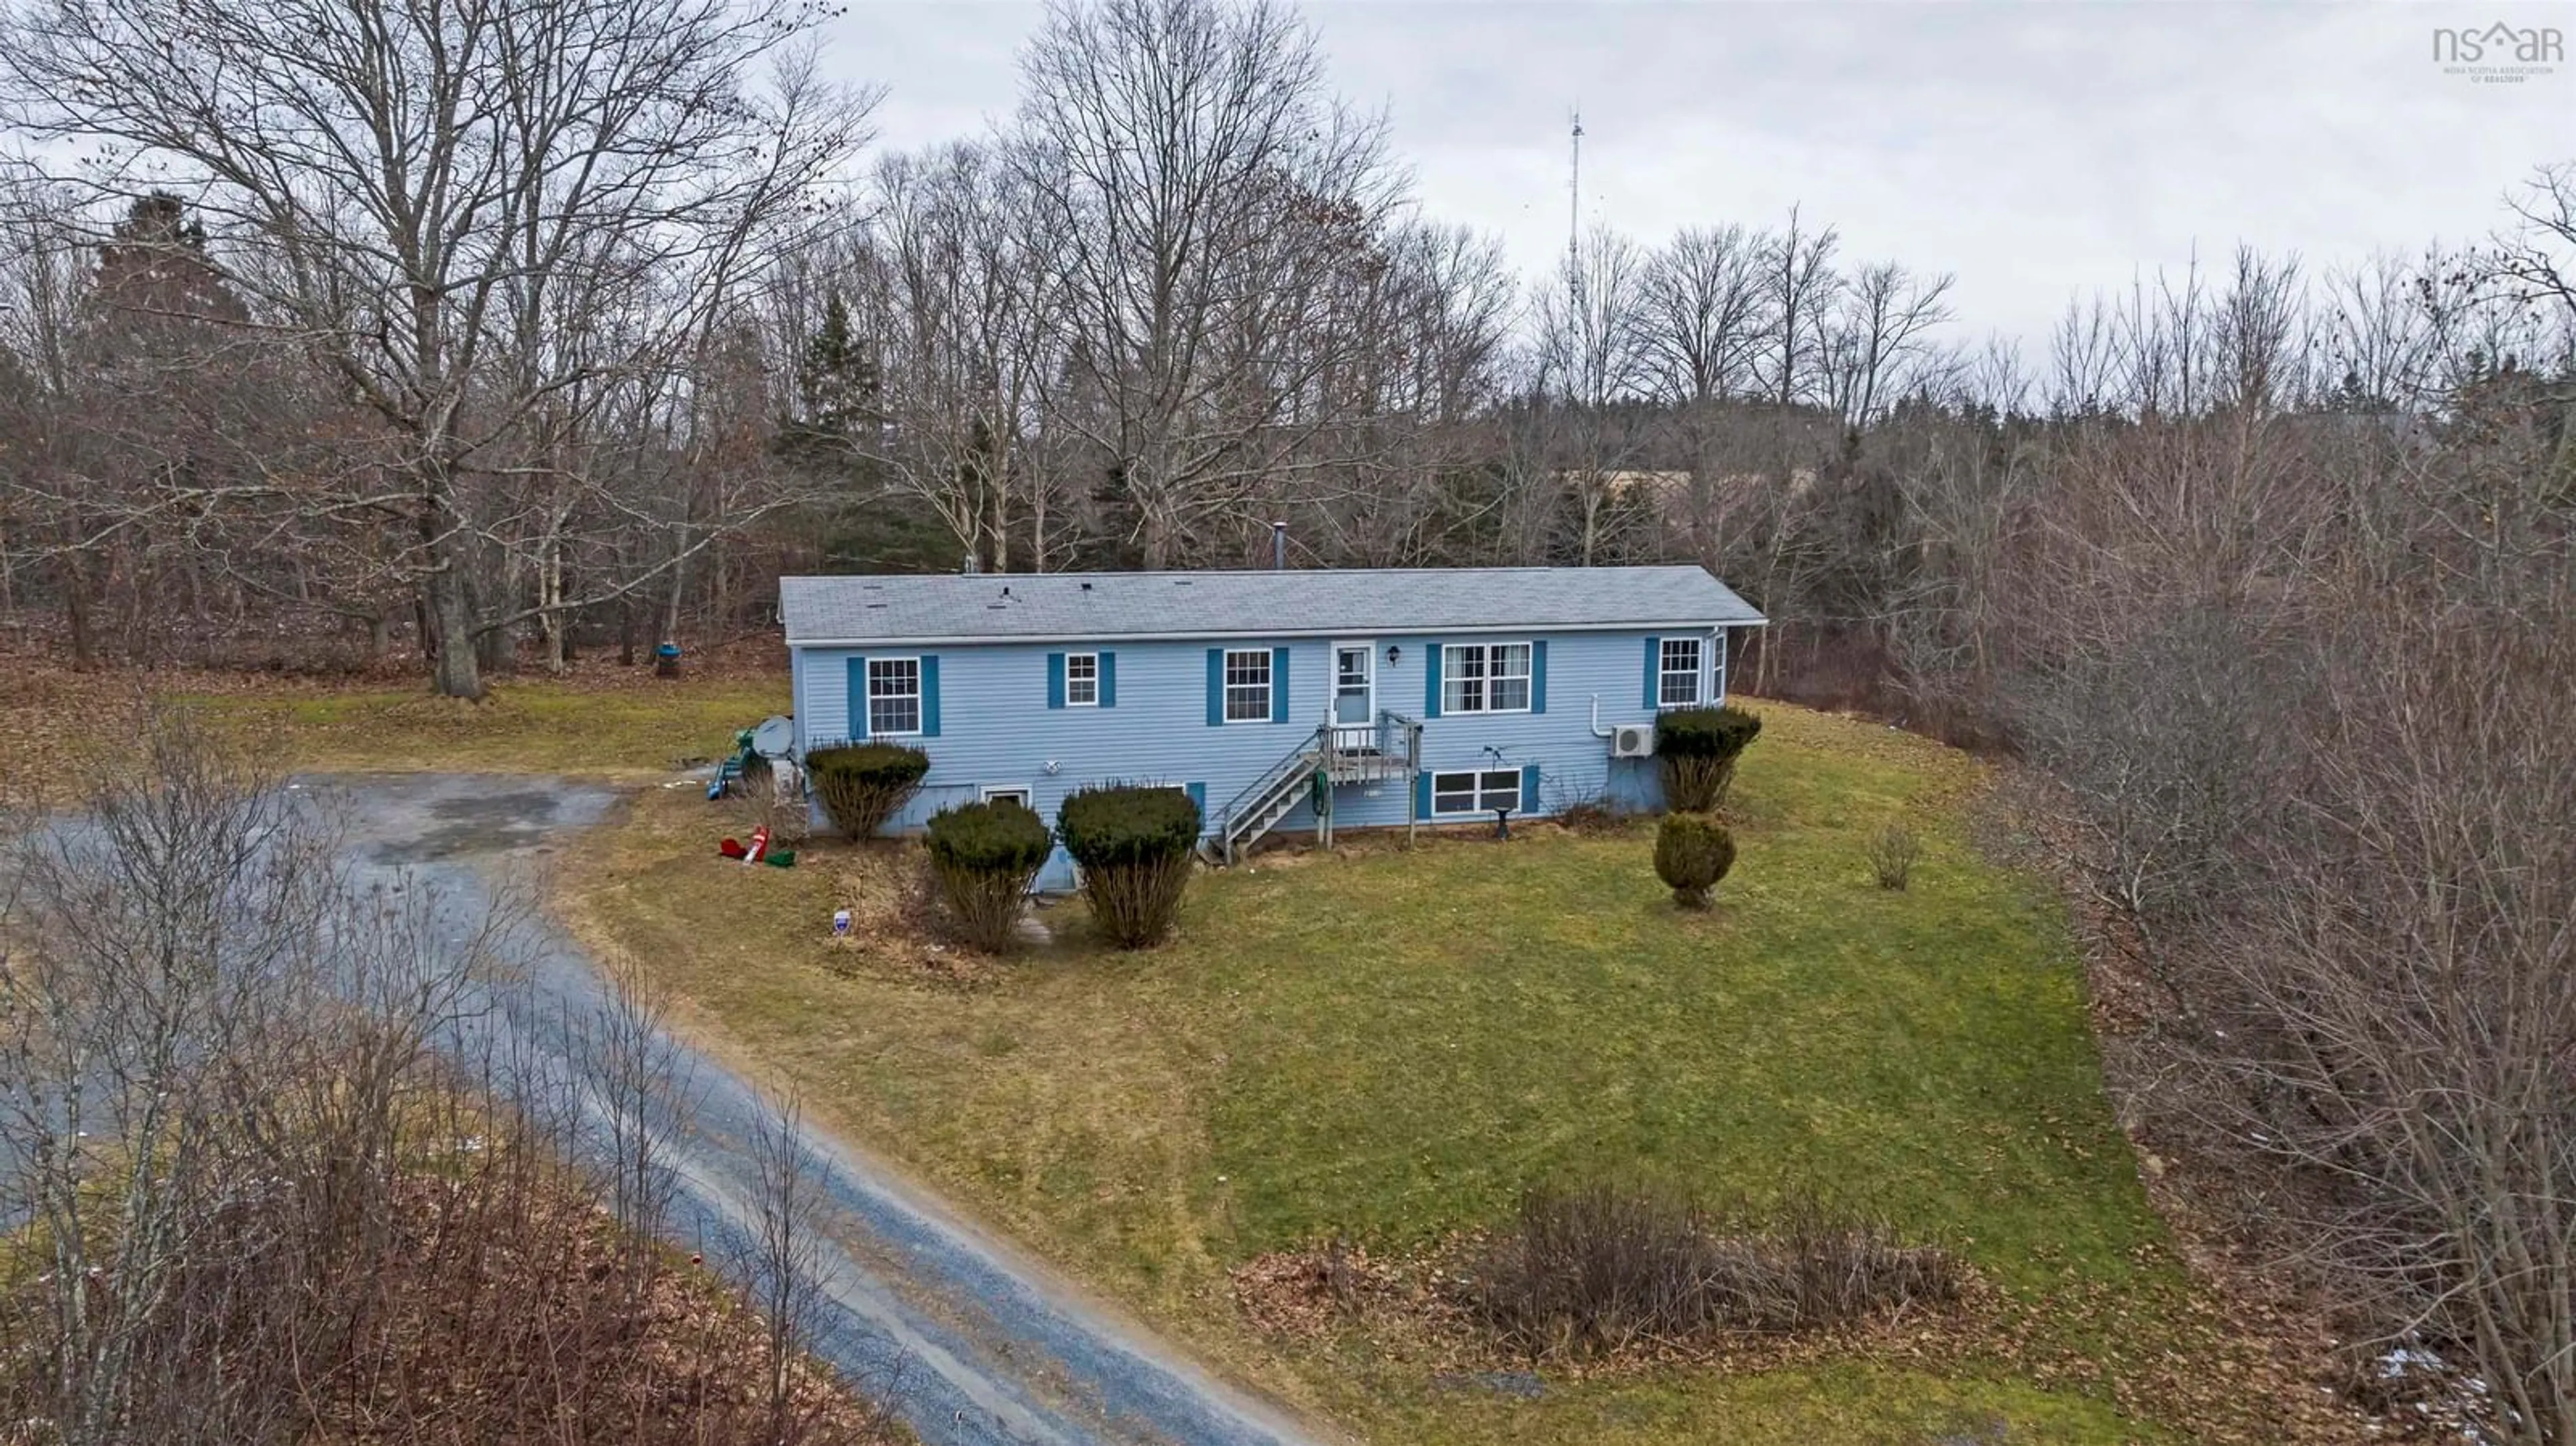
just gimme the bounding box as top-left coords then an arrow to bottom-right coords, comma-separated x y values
834,0 -> 2571,348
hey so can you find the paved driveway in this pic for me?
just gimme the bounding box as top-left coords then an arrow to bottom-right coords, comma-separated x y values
318,773 -> 1329,1446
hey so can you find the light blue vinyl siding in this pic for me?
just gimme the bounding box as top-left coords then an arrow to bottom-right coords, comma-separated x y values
790,625 -> 1741,866
788,643 -> 808,745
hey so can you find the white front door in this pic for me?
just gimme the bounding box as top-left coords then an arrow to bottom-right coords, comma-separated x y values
1332,641 -> 1375,751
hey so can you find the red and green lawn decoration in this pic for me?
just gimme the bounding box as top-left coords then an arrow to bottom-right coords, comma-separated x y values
718,823 -> 798,868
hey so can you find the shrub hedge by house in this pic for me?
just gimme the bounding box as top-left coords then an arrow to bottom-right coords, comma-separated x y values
1656,705 -> 1763,811
805,742 -> 930,839
1654,813 -> 1737,909
925,798 -> 1052,952
1057,784 -> 1201,948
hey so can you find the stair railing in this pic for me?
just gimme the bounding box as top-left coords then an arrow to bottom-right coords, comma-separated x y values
1214,723 -> 1328,857
1381,709 -> 1423,774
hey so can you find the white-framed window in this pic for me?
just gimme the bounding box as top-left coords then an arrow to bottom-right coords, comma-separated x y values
1431,768 -> 1523,817
1223,648 -> 1272,722
981,786 -> 1033,811
1441,641 -> 1533,714
1065,652 -> 1099,707
867,656 -> 922,735
1658,637 -> 1703,708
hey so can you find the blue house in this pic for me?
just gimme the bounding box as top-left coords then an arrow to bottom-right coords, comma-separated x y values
780,566 -> 1766,890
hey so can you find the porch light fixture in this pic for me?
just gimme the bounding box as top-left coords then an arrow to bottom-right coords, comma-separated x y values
1387,645 -> 1401,664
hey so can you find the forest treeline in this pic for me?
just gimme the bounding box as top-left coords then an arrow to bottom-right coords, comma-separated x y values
0,0 -> 2559,700
0,0 -> 2573,1433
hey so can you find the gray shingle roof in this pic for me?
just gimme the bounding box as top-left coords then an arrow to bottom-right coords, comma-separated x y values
780,566 -> 1765,645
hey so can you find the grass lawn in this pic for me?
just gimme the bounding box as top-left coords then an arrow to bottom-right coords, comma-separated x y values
182,678 -> 790,775
1,659 -> 788,784
562,703 -> 2277,1445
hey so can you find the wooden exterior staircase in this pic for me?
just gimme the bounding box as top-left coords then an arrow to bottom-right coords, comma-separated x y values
1199,709 -> 1422,866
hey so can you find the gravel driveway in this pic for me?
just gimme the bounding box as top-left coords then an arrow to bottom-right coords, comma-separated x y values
317,773 -> 1330,1446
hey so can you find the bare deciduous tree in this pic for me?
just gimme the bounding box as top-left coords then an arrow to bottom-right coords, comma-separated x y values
0,707 -> 500,1441
1638,223 -> 1768,407
1534,223 -> 1652,564
743,1085 -> 833,1441
0,0 -> 875,694
849,142 -> 1065,573
2216,611 -> 2576,1444
1014,0 -> 1405,566
1758,206 -> 1842,409
1819,261 -> 1955,437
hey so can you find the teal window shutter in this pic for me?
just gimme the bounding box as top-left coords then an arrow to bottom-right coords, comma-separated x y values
1424,641 -> 1442,719
1270,645 -> 1289,723
1205,648 -> 1224,726
845,655 -> 869,740
1521,762 -> 1541,813
1531,640 -> 1549,714
1046,652 -> 1066,709
920,655 -> 941,737
1100,652 -> 1118,708
1414,770 -> 1433,821
1183,780 -> 1205,831
1642,635 -> 1662,709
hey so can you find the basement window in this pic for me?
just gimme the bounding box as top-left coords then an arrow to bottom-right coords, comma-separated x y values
1432,769 -> 1521,817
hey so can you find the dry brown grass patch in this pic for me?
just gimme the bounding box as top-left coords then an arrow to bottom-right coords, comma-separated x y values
818,841 -> 1005,988
1231,1231 -> 1998,1382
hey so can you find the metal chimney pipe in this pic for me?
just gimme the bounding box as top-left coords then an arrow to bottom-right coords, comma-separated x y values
1271,521 -> 1287,570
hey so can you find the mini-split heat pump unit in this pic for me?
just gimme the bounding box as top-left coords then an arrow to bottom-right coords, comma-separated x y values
1609,723 -> 1656,759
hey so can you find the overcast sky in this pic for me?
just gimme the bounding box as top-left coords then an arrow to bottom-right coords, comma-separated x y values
828,1 -> 2571,352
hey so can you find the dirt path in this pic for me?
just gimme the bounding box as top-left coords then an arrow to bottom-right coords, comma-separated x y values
317,773 -> 1330,1446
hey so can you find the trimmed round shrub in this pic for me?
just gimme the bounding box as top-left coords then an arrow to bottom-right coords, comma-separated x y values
1654,813 -> 1737,910
806,742 -> 930,839
925,799 -> 1052,953
1056,784 -> 1201,948
1656,705 -> 1763,811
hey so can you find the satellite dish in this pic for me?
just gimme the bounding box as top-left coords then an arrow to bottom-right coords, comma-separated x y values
751,715 -> 795,759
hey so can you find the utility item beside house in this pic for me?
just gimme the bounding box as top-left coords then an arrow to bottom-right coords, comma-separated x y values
778,565 -> 1767,892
